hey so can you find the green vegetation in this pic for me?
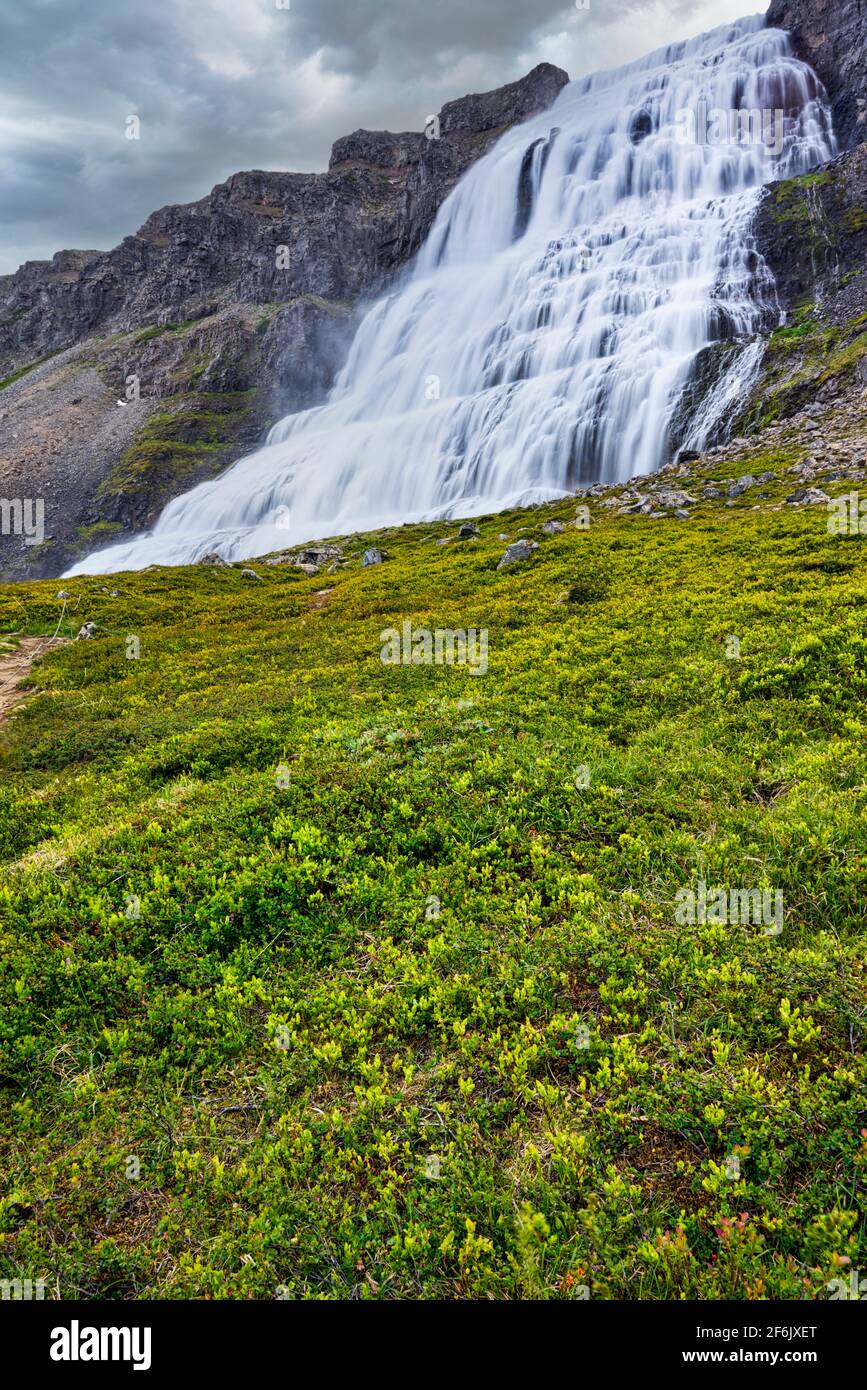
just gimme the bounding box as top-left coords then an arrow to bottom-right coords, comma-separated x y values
843,207 -> 867,236
768,301 -> 817,348
0,475 -> 865,1300
74,522 -> 125,547
748,310 -> 867,429
0,348 -> 64,392
770,171 -> 835,228
772,171 -> 833,203
98,392 -> 259,502
134,320 -> 204,344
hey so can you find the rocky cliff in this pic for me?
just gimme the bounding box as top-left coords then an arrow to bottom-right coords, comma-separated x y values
729,147 -> 866,445
0,63 -> 568,579
740,0 -> 867,438
766,0 -> 867,152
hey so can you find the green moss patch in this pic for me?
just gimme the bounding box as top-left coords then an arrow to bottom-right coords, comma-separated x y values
97,392 -> 259,502
134,319 -> 206,344
0,348 -> 64,392
744,311 -> 867,429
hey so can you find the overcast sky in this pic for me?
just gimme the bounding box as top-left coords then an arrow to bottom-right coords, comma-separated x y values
0,0 -> 756,275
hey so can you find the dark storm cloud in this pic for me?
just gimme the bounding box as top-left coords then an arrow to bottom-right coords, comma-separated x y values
0,0 -> 751,273
288,0 -> 581,76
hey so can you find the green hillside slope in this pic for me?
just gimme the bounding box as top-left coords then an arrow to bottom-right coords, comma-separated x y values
1,468 -> 865,1299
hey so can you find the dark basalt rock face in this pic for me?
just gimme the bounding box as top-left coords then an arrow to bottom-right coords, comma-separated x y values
628,109 -> 654,145
766,0 -> 867,153
0,63 -> 569,386
741,144 -> 867,430
755,146 -> 867,320
513,130 -> 560,241
0,62 -> 568,580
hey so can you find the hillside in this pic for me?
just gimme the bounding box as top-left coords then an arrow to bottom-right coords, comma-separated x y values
1,448 -> 865,1299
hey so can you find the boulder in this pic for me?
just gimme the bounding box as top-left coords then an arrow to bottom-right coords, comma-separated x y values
786,487 -> 831,504
497,539 -> 535,569
728,475 -> 756,498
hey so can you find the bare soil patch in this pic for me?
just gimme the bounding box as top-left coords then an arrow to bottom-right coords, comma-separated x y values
0,636 -> 67,726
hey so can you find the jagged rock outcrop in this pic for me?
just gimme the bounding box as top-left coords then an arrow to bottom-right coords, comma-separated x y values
740,146 -> 867,432
756,146 -> 867,319
767,0 -> 867,152
0,63 -> 568,580
0,64 -> 568,386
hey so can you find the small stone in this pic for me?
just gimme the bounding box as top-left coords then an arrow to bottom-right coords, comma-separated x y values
76,622 -> 96,640
787,487 -> 830,505
650,489 -> 696,509
240,568 -> 263,581
198,552 -> 228,567
497,539 -> 534,570
296,546 -> 342,567
542,520 -> 565,534
458,523 -> 479,539
728,474 -> 756,498
363,548 -> 384,567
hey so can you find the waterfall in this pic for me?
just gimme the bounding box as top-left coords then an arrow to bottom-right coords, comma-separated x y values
68,14 -> 835,575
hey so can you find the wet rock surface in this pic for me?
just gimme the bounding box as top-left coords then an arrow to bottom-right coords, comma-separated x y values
766,0 -> 867,154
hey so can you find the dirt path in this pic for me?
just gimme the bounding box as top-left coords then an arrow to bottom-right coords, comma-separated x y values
0,636 -> 67,727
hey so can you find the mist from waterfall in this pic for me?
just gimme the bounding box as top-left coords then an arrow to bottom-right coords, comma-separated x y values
68,14 -> 835,575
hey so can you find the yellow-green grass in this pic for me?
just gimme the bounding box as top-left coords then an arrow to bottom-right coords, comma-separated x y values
0,474 -> 865,1299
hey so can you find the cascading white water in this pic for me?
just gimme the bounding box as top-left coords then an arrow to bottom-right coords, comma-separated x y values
68,14 -> 835,575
